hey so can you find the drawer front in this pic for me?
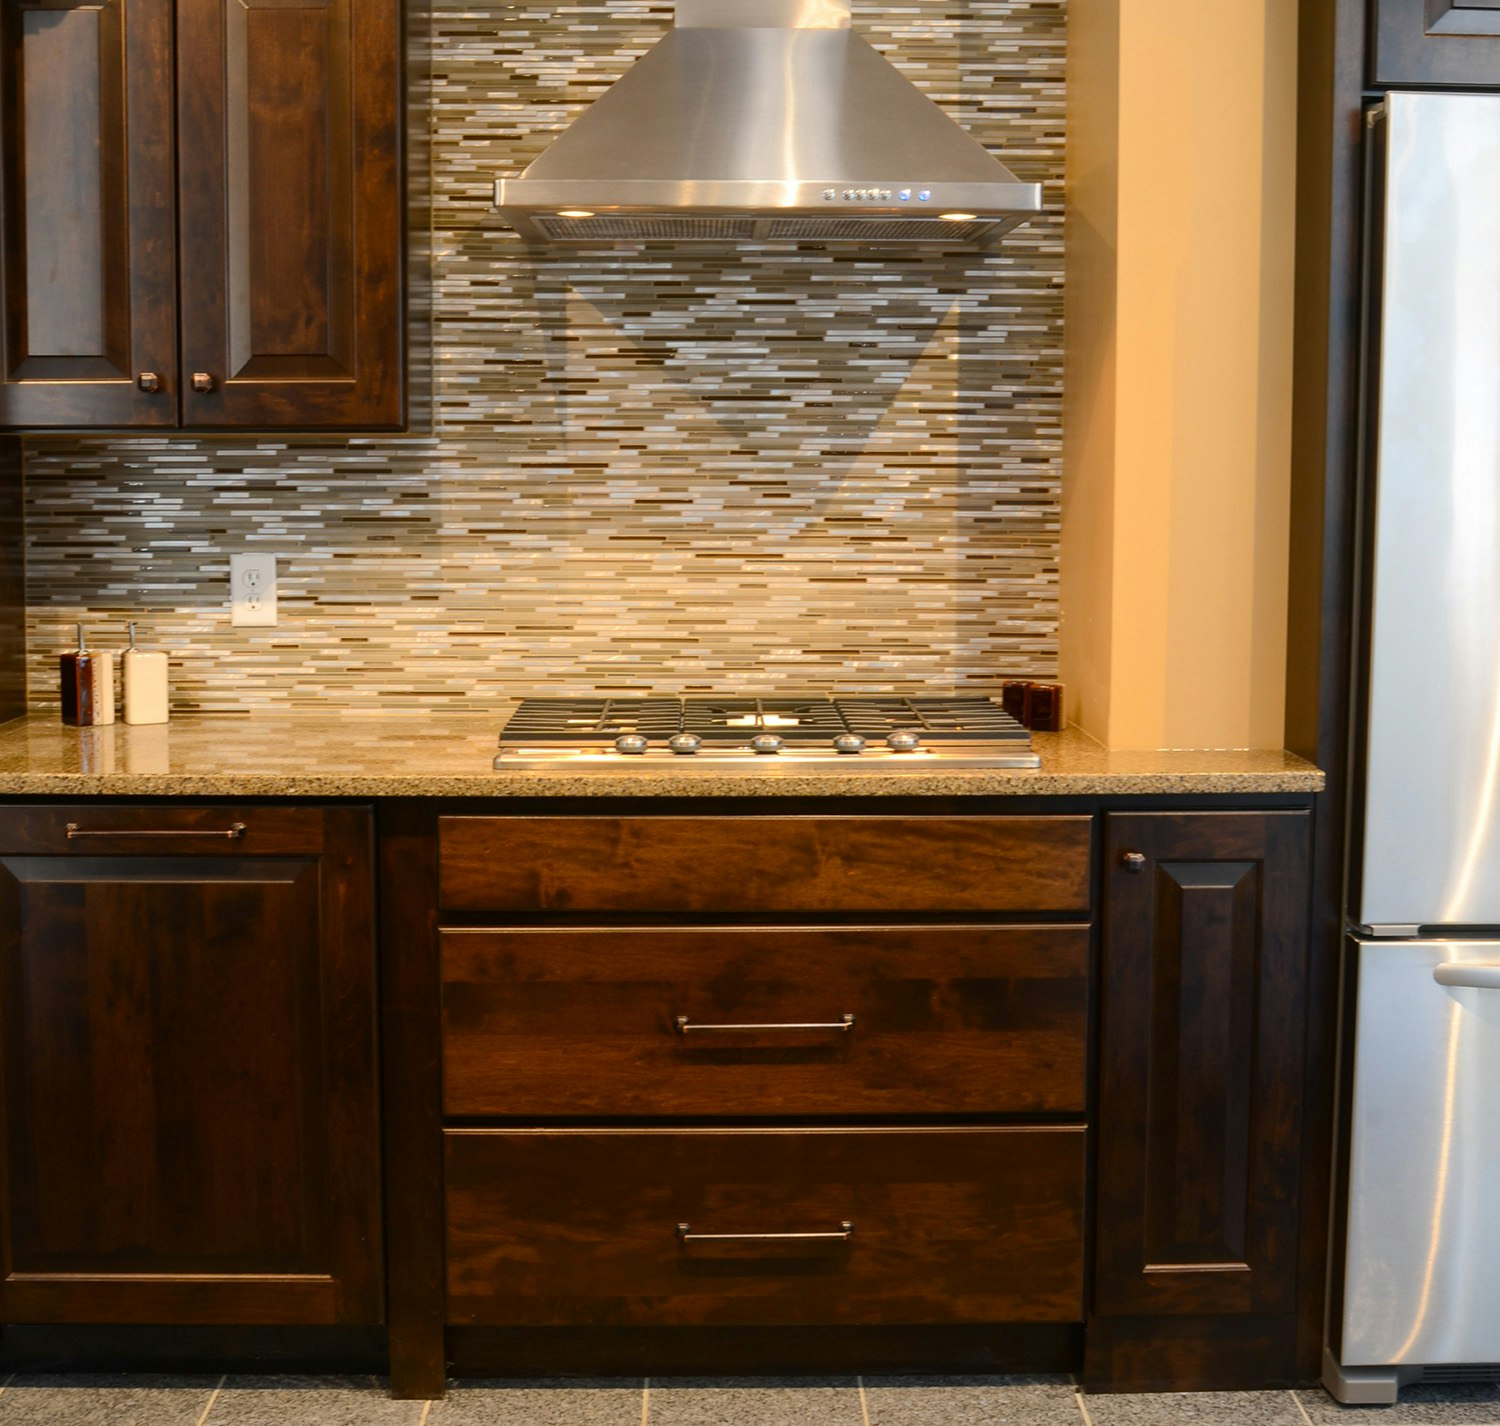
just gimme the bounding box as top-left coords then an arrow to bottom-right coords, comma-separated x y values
438,815 -> 1093,915
445,1127 -> 1085,1327
0,804 -> 329,857
442,925 -> 1089,1116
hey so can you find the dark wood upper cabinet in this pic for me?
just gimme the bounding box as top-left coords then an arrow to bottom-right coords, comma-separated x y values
1092,810 -> 1311,1322
1372,0 -> 1500,87
0,0 -> 401,430
0,804 -> 383,1324
176,0 -> 401,427
0,0 -> 178,427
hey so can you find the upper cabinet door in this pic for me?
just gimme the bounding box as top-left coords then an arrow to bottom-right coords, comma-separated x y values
0,0 -> 178,427
1372,0 -> 1500,88
174,0 -> 403,429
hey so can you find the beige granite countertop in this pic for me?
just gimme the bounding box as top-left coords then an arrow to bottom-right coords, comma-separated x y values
0,711 -> 1324,797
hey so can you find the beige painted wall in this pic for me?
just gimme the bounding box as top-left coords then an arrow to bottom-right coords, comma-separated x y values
1061,0 -> 1299,749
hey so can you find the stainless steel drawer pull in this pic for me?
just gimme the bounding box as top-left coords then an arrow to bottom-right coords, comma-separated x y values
674,1013 -> 855,1035
1434,962 -> 1500,990
676,1221 -> 854,1243
64,822 -> 247,841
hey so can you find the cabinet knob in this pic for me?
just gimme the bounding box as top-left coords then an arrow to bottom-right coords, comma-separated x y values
137,372 -> 160,393
1121,850 -> 1148,874
191,372 -> 216,393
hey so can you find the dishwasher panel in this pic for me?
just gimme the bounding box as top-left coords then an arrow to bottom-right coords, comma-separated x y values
1343,937 -> 1500,1366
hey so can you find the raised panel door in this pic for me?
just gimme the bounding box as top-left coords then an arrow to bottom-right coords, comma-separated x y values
0,0 -> 177,426
175,0 -> 402,427
1092,810 -> 1310,1319
0,804 -> 382,1324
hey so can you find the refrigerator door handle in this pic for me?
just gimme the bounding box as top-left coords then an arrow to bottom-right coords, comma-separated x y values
1434,962 -> 1500,990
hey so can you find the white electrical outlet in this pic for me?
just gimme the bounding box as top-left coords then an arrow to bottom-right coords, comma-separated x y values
230,553 -> 278,627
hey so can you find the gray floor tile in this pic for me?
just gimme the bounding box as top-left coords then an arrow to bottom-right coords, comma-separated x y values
1297,1383 -> 1500,1423
434,1379 -> 644,1425
862,1373 -> 1082,1426
648,1377 -> 861,1426
204,1374 -> 425,1426
1080,1390 -> 1306,1426
0,1373 -> 220,1425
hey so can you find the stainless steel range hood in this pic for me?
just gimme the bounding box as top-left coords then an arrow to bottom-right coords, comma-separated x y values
493,0 -> 1043,249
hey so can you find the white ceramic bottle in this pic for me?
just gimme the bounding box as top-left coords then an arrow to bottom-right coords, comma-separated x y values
122,622 -> 169,725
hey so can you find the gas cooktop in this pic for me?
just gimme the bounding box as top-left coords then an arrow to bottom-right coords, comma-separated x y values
493,696 -> 1041,771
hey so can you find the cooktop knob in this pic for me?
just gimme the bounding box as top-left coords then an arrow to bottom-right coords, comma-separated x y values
667,732 -> 702,755
886,730 -> 921,753
833,733 -> 866,754
749,733 -> 784,754
614,733 -> 650,755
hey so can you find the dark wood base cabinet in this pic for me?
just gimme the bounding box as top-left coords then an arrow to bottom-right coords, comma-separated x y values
1086,811 -> 1312,1391
0,797 -> 1315,1396
0,803 -> 382,1325
386,803 -> 1315,1400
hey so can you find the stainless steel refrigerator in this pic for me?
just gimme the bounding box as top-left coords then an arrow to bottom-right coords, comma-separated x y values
1328,90 -> 1500,1405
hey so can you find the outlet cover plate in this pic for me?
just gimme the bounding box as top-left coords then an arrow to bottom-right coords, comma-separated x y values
230,553 -> 277,627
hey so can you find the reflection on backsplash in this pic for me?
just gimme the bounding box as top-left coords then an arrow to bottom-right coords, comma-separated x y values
22,0 -> 1065,713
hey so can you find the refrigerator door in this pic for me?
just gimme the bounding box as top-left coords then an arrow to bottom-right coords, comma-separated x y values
1342,938 -> 1500,1366
1359,92 -> 1500,931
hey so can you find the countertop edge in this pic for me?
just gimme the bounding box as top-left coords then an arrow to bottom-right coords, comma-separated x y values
0,771 -> 1326,797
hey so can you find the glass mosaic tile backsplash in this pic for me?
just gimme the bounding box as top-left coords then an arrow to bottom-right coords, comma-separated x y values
23,0 -> 1064,713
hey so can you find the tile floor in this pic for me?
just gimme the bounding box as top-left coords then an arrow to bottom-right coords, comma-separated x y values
0,1374 -> 1491,1426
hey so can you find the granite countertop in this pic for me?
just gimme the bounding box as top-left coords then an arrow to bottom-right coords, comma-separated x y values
0,711 -> 1324,797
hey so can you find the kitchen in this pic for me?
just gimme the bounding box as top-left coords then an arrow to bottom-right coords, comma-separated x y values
0,0 -> 1485,1420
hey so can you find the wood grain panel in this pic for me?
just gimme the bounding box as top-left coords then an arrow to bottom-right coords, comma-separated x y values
21,4 -> 105,356
0,804 -> 382,1325
176,0 -> 401,427
0,436 -> 22,721
0,803 -> 328,855
1372,0 -> 1500,84
438,815 -> 1094,916
1093,811 -> 1310,1319
379,804 -> 447,1400
441,924 -> 1089,1116
0,0 -> 176,425
445,1127 -> 1085,1328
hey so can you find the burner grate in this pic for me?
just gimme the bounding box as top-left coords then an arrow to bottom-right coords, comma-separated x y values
832,696 -> 1030,742
682,698 -> 847,742
499,698 -> 685,742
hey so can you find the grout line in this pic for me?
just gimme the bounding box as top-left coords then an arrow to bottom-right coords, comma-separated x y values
418,1398 -> 434,1425
858,1374 -> 871,1426
642,1375 -> 651,1426
193,1374 -> 227,1426
1290,1388 -> 1317,1426
1073,1381 -> 1096,1426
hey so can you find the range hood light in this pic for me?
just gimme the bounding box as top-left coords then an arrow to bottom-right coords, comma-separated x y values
940,212 -> 978,222
557,209 -> 595,218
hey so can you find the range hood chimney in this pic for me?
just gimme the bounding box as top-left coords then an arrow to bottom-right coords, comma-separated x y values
493,0 -> 1043,249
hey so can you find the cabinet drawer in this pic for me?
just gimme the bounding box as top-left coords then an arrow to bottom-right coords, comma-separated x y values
445,1126 -> 1085,1327
0,805 -> 329,857
438,815 -> 1092,915
441,925 -> 1088,1116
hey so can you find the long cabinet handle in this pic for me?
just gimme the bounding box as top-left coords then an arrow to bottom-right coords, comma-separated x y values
674,1014 -> 855,1035
1434,962 -> 1500,990
676,1221 -> 854,1243
64,822 -> 247,841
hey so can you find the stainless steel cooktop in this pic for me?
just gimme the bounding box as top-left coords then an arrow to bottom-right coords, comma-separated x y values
493,696 -> 1040,771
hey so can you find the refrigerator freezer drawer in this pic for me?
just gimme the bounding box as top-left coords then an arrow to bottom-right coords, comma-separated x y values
1343,937 -> 1500,1366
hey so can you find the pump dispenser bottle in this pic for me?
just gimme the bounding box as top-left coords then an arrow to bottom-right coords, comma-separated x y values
123,623 -> 169,725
